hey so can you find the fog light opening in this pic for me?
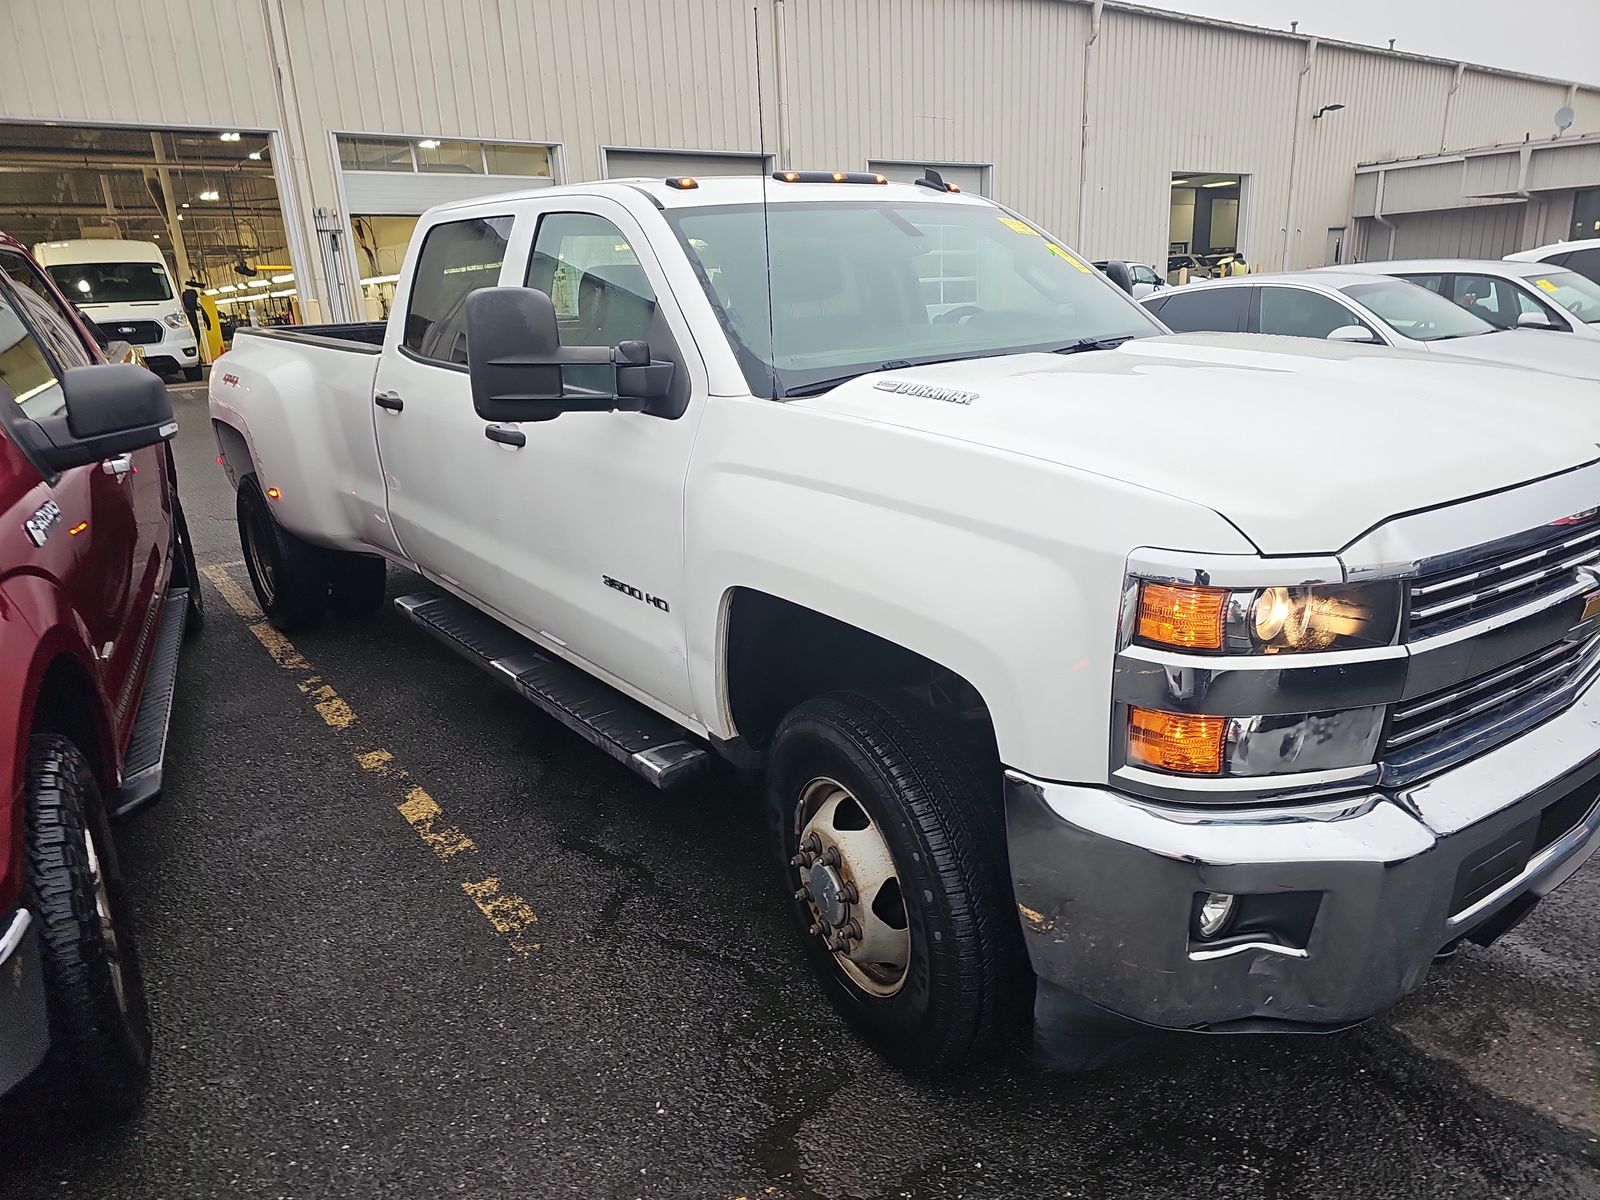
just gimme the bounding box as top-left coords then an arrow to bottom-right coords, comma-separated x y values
1196,892 -> 1236,940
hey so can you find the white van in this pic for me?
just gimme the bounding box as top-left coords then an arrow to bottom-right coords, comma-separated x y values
33,239 -> 201,380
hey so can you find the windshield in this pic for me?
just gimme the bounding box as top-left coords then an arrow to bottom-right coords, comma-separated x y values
46,261 -> 173,304
1340,280 -> 1492,342
666,200 -> 1160,396
1524,270 -> 1600,324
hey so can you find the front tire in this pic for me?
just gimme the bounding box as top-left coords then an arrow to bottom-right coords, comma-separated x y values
237,473 -> 328,631
326,552 -> 388,618
767,690 -> 1030,1076
171,491 -> 205,635
182,365 -> 203,382
24,735 -> 152,1122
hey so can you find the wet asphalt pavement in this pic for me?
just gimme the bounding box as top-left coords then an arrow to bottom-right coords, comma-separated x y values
1,380 -> 1597,1199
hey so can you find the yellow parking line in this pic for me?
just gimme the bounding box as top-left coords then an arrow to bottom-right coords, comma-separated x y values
199,562 -> 541,955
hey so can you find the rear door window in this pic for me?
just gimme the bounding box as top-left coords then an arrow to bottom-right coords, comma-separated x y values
1151,287 -> 1247,333
1449,274 -> 1545,330
1559,248 -> 1600,285
403,215 -> 514,365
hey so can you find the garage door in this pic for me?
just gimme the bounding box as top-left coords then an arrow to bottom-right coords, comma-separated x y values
603,149 -> 769,181
867,161 -> 991,196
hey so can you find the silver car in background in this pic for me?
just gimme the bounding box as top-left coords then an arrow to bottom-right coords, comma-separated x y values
1141,270 -> 1600,380
1322,259 -> 1600,341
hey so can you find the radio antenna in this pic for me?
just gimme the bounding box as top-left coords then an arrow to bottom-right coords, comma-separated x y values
753,5 -> 779,399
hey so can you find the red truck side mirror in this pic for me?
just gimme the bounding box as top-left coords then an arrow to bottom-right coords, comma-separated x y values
30,363 -> 176,473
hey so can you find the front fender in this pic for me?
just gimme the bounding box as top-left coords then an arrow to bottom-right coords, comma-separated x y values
0,576 -> 115,912
684,400 -> 1254,783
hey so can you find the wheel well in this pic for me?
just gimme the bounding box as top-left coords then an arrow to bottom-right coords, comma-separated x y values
212,419 -> 252,490
31,656 -> 109,790
723,589 -> 996,759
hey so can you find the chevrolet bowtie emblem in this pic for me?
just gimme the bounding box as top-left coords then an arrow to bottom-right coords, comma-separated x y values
1579,565 -> 1600,623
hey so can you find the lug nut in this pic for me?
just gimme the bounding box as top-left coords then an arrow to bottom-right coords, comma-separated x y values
793,888 -> 809,903
821,847 -> 842,868
825,936 -> 849,953
807,923 -> 821,936
839,882 -> 859,905
837,919 -> 861,941
802,834 -> 823,855
789,853 -> 811,869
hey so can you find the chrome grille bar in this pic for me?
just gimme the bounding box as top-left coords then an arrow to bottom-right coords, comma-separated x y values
1387,641 -> 1585,750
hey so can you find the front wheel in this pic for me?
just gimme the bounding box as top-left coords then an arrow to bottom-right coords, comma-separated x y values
24,735 -> 151,1121
767,691 -> 1030,1076
181,366 -> 203,382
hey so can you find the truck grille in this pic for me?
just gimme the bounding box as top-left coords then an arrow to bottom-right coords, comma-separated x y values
1383,634 -> 1600,783
1407,514 -> 1600,638
106,319 -> 164,345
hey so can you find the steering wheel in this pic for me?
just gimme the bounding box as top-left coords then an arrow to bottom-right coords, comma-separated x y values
933,305 -> 986,326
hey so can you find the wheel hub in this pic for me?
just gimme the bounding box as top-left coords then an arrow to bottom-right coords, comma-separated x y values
792,777 -> 910,998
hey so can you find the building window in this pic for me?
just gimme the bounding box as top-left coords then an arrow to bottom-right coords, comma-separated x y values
338,136 -> 414,172
337,135 -> 554,181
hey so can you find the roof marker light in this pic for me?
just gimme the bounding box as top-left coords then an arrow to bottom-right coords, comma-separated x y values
665,176 -> 698,189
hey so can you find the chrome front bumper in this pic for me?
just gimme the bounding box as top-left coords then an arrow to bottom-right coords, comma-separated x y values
1007,671 -> 1600,1031
0,908 -> 49,1094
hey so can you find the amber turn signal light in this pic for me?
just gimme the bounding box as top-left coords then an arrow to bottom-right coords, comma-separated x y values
1128,707 -> 1227,775
1136,583 -> 1226,651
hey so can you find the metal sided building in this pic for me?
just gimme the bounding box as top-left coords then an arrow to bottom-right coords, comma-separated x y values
1,0 -> 1595,322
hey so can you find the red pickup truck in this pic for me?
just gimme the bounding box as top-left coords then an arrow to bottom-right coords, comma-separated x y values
0,233 -> 201,1121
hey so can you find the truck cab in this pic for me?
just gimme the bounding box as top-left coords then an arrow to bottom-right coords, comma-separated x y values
210,176 -> 1600,1074
33,239 -> 202,382
0,231 -> 201,1119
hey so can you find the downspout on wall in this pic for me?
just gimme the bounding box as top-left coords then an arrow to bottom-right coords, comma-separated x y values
1279,37 -> 1318,270
1372,167 -> 1397,259
1076,0 -> 1103,249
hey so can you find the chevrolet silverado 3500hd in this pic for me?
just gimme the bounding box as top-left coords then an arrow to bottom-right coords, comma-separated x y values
210,174 -> 1600,1073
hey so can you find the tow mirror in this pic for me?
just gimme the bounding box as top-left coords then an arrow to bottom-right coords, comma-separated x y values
1101,260 -> 1136,295
29,363 -> 176,473
1327,324 -> 1379,344
464,286 -> 675,423
1516,310 -> 1557,330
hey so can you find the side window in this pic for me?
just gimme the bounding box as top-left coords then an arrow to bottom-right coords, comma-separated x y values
403,215 -> 514,365
1154,287 -> 1247,333
0,251 -> 92,369
525,212 -> 657,349
1398,273 -> 1445,298
1132,264 -> 1159,286
0,288 -> 66,421
1258,286 -> 1368,339
1561,248 -> 1600,286
1451,274 -> 1544,330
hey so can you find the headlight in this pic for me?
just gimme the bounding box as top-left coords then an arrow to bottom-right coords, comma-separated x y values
164,313 -> 187,329
1135,581 -> 1400,655
1127,705 -> 1385,777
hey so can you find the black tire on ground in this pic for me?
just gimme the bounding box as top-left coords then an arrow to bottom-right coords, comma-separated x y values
766,690 -> 1031,1076
182,366 -> 203,382
170,492 -> 205,635
325,551 -> 388,618
24,735 -> 152,1122
237,473 -> 328,631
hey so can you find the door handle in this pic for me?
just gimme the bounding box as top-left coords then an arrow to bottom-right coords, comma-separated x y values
375,391 -> 404,412
484,425 -> 526,448
101,453 -> 134,478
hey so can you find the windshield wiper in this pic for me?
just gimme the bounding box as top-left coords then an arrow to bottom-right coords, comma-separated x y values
1053,335 -> 1134,355
780,359 -> 916,398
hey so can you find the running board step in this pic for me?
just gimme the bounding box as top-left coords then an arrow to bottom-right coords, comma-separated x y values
111,588 -> 190,819
393,592 -> 711,790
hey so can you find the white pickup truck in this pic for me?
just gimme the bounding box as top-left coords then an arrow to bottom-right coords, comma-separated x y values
210,173 -> 1600,1074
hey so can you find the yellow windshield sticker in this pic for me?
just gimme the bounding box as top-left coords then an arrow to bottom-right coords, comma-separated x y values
997,216 -> 1040,236
1046,243 -> 1092,272
1535,277 -> 1560,294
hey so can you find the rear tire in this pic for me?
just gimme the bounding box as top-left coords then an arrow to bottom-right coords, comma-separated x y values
171,492 -> 205,636
326,552 -> 388,618
237,473 -> 328,631
24,735 -> 151,1122
767,690 -> 1030,1076
182,366 -> 203,383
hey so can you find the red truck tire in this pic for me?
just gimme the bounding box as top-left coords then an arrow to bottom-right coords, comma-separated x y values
24,735 -> 151,1121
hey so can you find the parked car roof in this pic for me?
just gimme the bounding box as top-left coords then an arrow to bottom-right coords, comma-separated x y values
1321,259 -> 1563,279
1505,237 -> 1600,262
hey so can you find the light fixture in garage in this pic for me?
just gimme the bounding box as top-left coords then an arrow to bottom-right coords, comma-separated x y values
1171,178 -> 1193,186
203,288 -> 219,296
199,190 -> 220,201
248,150 -> 262,160
180,202 -> 190,208
417,138 -> 440,149
177,214 -> 184,221
220,131 -> 241,142
1202,179 -> 1238,188
219,284 -> 237,292
248,279 -> 270,288
271,274 -> 294,284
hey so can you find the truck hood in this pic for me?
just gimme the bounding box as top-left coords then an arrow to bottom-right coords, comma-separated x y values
1426,328 -> 1600,381
793,333 -> 1600,555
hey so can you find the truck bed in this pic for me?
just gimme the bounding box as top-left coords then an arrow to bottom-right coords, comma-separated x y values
234,322 -> 386,351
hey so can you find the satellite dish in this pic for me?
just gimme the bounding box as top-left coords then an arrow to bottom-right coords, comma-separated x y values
1556,105 -> 1575,132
